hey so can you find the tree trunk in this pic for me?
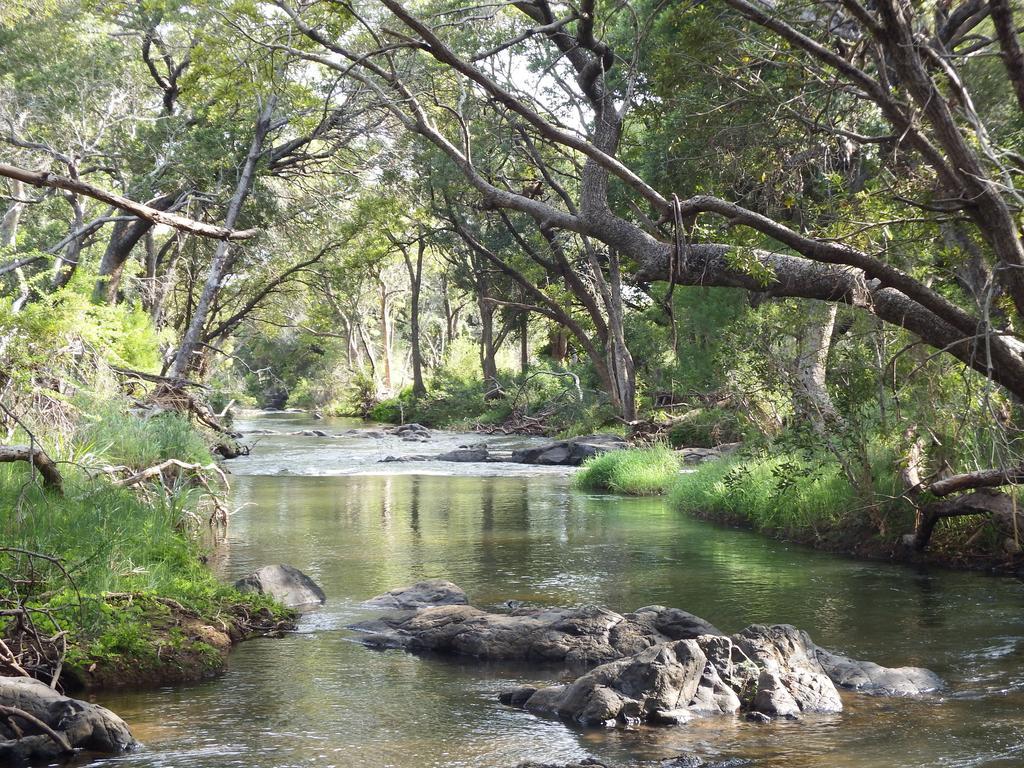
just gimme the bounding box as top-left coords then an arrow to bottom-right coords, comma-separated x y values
403,234 -> 427,397
1,180 -> 25,249
93,193 -> 177,303
378,278 -> 394,394
604,247 -> 637,421
1,181 -> 30,314
549,327 -> 568,363
169,96 -> 276,380
792,302 -> 839,430
478,283 -> 501,398
50,193 -> 84,291
519,311 -> 529,373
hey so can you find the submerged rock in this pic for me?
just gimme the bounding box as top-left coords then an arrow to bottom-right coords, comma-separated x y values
362,579 -> 469,610
815,646 -> 943,695
0,676 -> 136,765
436,448 -> 491,462
234,564 -> 325,608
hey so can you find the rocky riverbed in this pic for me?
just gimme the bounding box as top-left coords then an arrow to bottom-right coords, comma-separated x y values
351,581 -> 942,729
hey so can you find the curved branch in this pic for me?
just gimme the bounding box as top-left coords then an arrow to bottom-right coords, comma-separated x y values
0,164 -> 257,241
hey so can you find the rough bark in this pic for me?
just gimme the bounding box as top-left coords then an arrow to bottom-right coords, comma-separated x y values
93,193 -> 177,302
793,302 -> 839,430
401,233 -> 427,397
990,0 -> 1024,113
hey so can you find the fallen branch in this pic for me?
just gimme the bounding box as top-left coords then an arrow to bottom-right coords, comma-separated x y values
0,163 -> 257,241
928,464 -> 1024,497
0,447 -> 63,493
110,459 -> 228,490
909,490 -> 1018,552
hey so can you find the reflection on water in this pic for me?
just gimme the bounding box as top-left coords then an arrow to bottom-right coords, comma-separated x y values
86,415 -> 1024,768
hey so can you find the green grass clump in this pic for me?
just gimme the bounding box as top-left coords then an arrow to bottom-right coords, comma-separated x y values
74,395 -> 212,469
574,446 -> 682,496
667,447 -> 911,534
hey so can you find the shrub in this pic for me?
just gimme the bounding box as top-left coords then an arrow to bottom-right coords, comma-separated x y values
667,407 -> 744,448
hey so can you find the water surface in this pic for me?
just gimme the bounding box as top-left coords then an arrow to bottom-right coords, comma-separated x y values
87,413 -> 1024,767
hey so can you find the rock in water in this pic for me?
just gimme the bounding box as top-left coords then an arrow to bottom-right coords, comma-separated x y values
362,579 -> 469,610
0,676 -> 136,765
511,435 -> 627,466
734,625 -> 843,715
814,646 -> 943,695
353,582 -> 943,730
511,636 -> 749,727
349,602 -> 721,664
436,448 -> 490,462
234,564 -> 325,607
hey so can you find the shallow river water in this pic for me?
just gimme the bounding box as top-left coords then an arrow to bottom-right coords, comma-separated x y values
85,412 -> 1024,768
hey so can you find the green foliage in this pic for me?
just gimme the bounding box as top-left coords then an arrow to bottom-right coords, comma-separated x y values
574,447 -> 682,496
667,408 -> 745,448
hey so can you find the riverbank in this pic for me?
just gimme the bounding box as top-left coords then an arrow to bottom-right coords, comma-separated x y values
576,447 -> 1024,575
0,396 -> 294,691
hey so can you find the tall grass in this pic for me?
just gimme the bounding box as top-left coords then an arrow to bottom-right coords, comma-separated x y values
0,392 -> 260,677
667,448 -> 913,535
573,446 -> 682,496
73,395 -> 212,469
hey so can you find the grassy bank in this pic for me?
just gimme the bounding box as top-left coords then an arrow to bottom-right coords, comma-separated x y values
573,447 -> 682,495
1,397 -> 292,690
577,445 -> 1020,569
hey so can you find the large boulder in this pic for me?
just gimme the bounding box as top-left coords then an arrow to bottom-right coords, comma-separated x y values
389,423 -> 431,438
511,435 -> 627,466
0,676 -> 136,765
234,564 -> 325,608
505,635 -> 749,727
362,579 -> 469,610
353,582 -> 942,730
349,602 -> 720,665
733,625 -> 842,715
436,448 -> 490,463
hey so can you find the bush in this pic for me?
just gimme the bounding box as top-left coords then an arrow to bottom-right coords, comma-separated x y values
667,407 -> 744,448
574,446 -> 682,496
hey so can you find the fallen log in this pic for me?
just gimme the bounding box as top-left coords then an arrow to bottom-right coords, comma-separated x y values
0,447 -> 62,493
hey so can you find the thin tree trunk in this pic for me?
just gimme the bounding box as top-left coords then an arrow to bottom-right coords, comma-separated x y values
378,278 -> 393,393
605,247 -> 636,421
793,302 -> 839,430
402,234 -> 427,397
169,96 -> 276,380
478,283 -> 501,398
519,311 -> 529,373
50,193 -> 84,291
2,181 -> 30,315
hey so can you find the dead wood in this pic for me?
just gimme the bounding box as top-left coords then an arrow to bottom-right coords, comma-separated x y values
0,447 -> 62,493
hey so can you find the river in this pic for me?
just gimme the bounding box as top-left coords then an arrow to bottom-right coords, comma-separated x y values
88,412 -> 1024,768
